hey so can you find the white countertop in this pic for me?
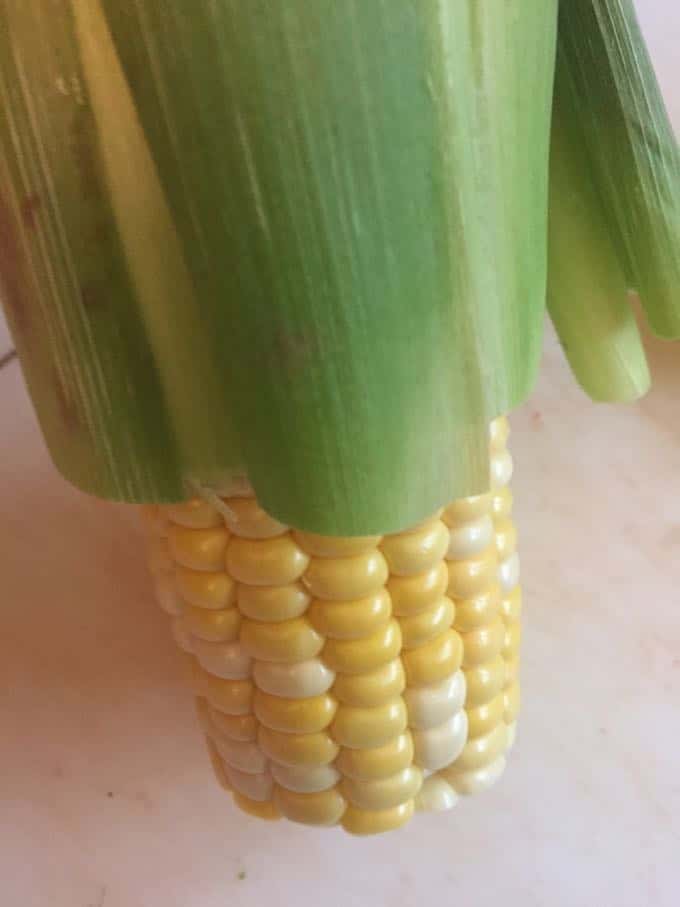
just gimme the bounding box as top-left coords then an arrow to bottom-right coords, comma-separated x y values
1,2 -> 679,905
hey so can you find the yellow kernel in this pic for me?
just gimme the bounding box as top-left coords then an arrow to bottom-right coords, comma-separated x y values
461,617 -> 506,668
292,531 -> 382,558
401,629 -> 463,687
335,733 -> 414,781
222,497 -> 288,539
274,786 -> 346,826
464,657 -> 506,707
175,566 -> 236,610
237,583 -> 310,622
332,659 -> 405,708
308,590 -> 391,640
253,690 -> 337,734
204,674 -> 254,715
501,586 -> 522,624
205,736 -> 231,792
341,800 -> 414,836
442,494 -> 491,527
165,498 -> 222,529
226,535 -> 309,586
491,486 -> 513,520
443,756 -> 506,797
341,766 -> 422,811
388,563 -> 448,617
504,655 -> 520,687
380,520 -> 449,577
258,727 -> 339,767
490,416 -> 510,451
210,710 -> 258,742
495,518 -> 517,561
240,618 -> 323,663
322,620 -> 401,675
183,605 -> 241,643
466,692 -> 505,738
168,525 -> 230,572
399,597 -> 455,649
503,623 -> 522,661
302,550 -> 388,601
453,722 -> 508,772
446,548 -> 498,600
504,681 -> 521,724
233,792 -> 281,821
453,586 -> 502,633
330,698 -> 408,749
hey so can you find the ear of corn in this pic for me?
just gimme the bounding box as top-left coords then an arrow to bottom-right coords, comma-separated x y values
145,419 -> 520,834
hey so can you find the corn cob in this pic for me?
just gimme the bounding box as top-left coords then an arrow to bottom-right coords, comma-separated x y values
144,417 -> 520,834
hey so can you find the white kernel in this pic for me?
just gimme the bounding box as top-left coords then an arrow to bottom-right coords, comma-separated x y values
154,573 -> 183,616
270,761 -> 340,794
415,775 -> 459,813
213,737 -> 268,774
447,515 -> 494,561
225,765 -> 273,801
404,671 -> 466,730
253,658 -> 335,699
192,638 -> 252,680
491,450 -> 513,489
412,710 -> 468,772
499,553 -> 520,594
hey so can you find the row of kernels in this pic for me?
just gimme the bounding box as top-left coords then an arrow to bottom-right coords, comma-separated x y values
385,514 -> 466,780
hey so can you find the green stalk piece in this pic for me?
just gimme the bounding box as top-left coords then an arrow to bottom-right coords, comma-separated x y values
555,0 -> 680,340
100,0 -> 557,533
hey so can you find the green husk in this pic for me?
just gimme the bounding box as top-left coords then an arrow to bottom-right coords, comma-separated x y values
100,0 -> 557,533
548,89 -> 650,402
555,0 -> 680,340
0,0 -> 240,502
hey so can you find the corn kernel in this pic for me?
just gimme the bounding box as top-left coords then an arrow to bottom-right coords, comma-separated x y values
222,496 -> 288,539
175,566 -> 235,610
399,597 -> 455,649
210,710 -> 258,742
253,690 -> 337,734
322,620 -> 401,675
204,674 -> 254,716
446,548 -> 498,600
403,670 -> 466,731
308,590 -> 391,640
412,711 -> 468,772
274,786 -> 346,826
380,520 -> 449,576
253,658 -> 335,699
341,765 -> 422,811
213,736 -> 268,774
168,525 -> 230,572
454,722 -> 508,772
463,657 -> 506,707
226,535 -> 309,586
495,518 -> 517,561
192,638 -> 251,679
499,552 -> 520,594
501,586 -> 522,624
461,617 -> 506,668
491,486 -> 513,520
504,656 -> 520,687
330,698 -> 408,749
341,800 -> 414,835
447,516 -> 495,561
237,583 -> 310,622
491,450 -> 513,488
335,733 -> 414,781
453,586 -> 502,632
183,605 -> 241,643
258,727 -> 339,767
442,494 -> 491,526
165,498 -> 223,530
292,531 -> 382,558
401,629 -> 463,687
154,573 -> 183,616
332,658 -> 405,708
415,776 -> 458,812
502,623 -> 522,661
466,692 -> 505,739
444,755 -> 507,796
388,563 -> 448,617
240,618 -> 323,663
270,761 -> 340,794
302,550 -> 388,601
205,737 -> 231,792
226,766 -> 274,802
